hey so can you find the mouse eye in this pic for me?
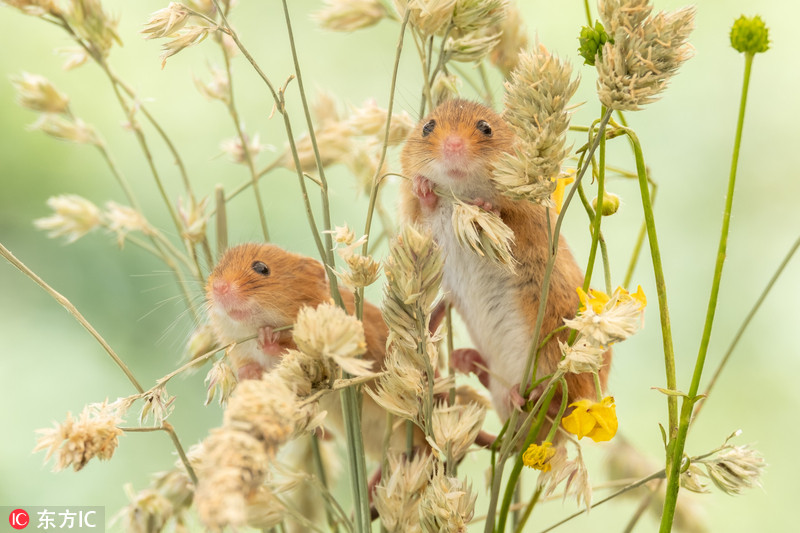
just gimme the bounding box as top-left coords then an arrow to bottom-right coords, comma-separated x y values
251,261 -> 270,276
476,120 -> 492,137
422,119 -> 436,137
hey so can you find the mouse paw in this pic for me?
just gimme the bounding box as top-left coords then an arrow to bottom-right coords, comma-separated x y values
237,361 -> 265,381
413,175 -> 438,210
470,197 -> 500,216
258,326 -> 283,357
450,348 -> 490,388
509,383 -> 530,409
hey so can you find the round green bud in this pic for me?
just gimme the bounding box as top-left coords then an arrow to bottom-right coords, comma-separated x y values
578,20 -> 614,66
730,15 -> 770,54
592,192 -> 620,216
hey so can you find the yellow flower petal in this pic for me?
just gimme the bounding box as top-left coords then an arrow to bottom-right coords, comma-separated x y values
632,285 -> 647,309
561,397 -> 618,442
552,175 -> 575,214
522,441 -> 555,471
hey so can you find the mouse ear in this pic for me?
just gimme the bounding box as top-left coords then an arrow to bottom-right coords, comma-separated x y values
300,256 -> 328,283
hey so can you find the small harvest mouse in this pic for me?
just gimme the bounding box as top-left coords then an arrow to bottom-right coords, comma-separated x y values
399,99 -> 611,420
206,243 -> 399,457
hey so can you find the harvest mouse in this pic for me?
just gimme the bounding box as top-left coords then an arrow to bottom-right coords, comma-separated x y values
206,243 -> 399,457
399,99 -> 611,420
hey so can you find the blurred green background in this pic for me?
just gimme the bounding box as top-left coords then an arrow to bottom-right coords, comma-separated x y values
1,0 -> 798,531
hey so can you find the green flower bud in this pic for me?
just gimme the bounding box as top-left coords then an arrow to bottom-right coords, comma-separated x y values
578,20 -> 614,66
730,15 -> 770,55
592,192 -> 620,216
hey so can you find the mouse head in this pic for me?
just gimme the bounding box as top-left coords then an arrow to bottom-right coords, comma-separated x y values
206,243 -> 328,331
401,99 -> 513,199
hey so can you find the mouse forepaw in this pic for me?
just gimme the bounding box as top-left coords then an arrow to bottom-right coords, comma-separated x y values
450,348 -> 490,388
471,197 -> 500,216
237,361 -> 265,381
257,326 -> 283,356
413,175 -> 438,210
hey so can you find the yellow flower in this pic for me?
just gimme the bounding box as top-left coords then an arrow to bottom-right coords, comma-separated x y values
576,287 -> 610,314
522,441 -> 556,471
552,174 -> 575,214
561,396 -> 617,442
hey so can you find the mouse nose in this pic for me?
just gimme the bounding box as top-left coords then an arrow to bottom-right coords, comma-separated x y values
442,134 -> 465,156
212,279 -> 231,296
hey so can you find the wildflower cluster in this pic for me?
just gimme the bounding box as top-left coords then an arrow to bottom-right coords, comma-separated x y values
329,224 -> 382,290
34,400 -> 129,472
451,198 -> 517,271
34,194 -> 158,249
594,0 -> 696,110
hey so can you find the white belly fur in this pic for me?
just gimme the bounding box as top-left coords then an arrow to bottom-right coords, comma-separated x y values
427,201 -> 532,419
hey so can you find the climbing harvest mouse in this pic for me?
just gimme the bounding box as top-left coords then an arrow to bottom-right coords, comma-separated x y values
399,99 -> 611,420
205,243 -> 397,456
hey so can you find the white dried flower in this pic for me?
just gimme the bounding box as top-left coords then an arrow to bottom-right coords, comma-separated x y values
10,72 -> 69,114
116,485 -> 174,533
205,359 -> 237,406
104,202 -> 153,248
34,194 -> 101,243
34,400 -> 125,472
445,30 -> 502,63
178,196 -> 209,244
429,402 -> 486,462
681,463 -> 711,494
452,0 -> 507,33
368,349 -> 426,421
431,71 -> 462,106
293,302 -> 373,376
141,3 -> 191,39
330,224 -> 356,246
3,0 -> 61,16
698,444 -> 766,496
384,224 -> 443,318
195,428 -> 272,531
160,26 -> 212,68
29,113 -> 102,145
393,0 -> 457,37
244,487 -> 285,530
58,47 -> 90,71
374,452 -> 435,532
140,386 -> 175,426
418,469 -> 477,532
220,132 -> 267,164
538,444 -> 592,510
335,253 -> 383,290
313,0 -> 387,32
489,2 -> 528,77
194,64 -> 230,103
273,349 -> 329,397
596,0 -> 695,110
557,338 -> 607,375
347,99 -> 415,146
284,123 -> 354,172
311,89 -> 341,127
563,286 -> 646,346
451,198 -> 517,271
492,43 -> 579,204
224,374 -> 303,449
63,0 -> 121,59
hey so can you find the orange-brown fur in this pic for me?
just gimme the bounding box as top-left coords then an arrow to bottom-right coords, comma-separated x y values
399,99 -> 610,418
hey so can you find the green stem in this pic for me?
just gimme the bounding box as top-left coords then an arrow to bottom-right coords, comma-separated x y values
694,233 -> 800,422
220,35 -> 270,241
539,470 -> 665,533
310,435 -> 338,533
582,0 -> 592,25
622,127 -> 678,437
583,108 -> 607,293
280,0 -> 340,300
215,185 -> 228,255
361,11 -> 410,256
496,382 -> 562,533
513,486 -> 542,533
659,52 -> 755,533
0,242 -> 144,393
